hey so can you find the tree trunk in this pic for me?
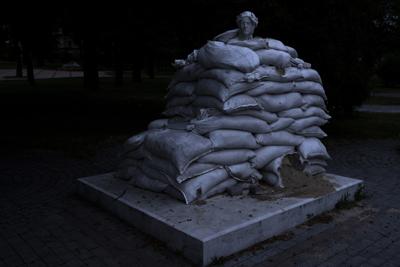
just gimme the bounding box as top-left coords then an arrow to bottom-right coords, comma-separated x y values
83,36 -> 99,90
22,42 -> 35,86
113,41 -> 123,87
15,41 -> 23,77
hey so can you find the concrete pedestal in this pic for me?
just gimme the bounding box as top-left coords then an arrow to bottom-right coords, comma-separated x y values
77,173 -> 363,266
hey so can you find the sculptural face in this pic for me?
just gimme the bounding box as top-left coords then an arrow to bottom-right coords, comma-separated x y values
238,17 -> 256,39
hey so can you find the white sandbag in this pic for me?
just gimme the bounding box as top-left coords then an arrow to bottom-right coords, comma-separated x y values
197,149 -> 256,165
123,145 -> 146,160
148,119 -> 168,129
303,164 -> 326,176
227,37 -> 268,50
302,94 -> 327,109
199,68 -> 246,87
253,146 -> 294,169
303,158 -> 328,167
266,38 -> 288,52
166,95 -> 196,108
288,116 -> 328,132
300,69 -> 322,83
168,63 -> 205,88
292,81 -> 326,99
195,79 -> 233,102
175,168 -> 230,204
256,49 -> 292,68
193,115 -> 271,134
226,162 -> 263,181
166,82 -> 196,99
176,163 -> 221,183
231,109 -> 278,123
193,94 -> 262,114
208,130 -> 259,150
261,171 -> 283,187
263,156 -> 284,174
298,126 -> 327,138
257,92 -> 304,112
142,156 -> 178,178
286,46 -> 298,58
123,131 -> 148,153
270,117 -> 295,131
253,66 -> 303,82
140,164 -> 172,184
298,138 -> 331,160
246,81 -> 295,96
163,106 -> 195,118
278,107 -> 331,120
198,41 -> 260,73
128,166 -> 168,192
200,178 -> 238,199
144,129 -> 214,173
117,158 -> 141,170
256,131 -> 305,146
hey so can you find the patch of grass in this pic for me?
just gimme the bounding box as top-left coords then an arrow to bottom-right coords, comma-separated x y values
324,112 -> 400,139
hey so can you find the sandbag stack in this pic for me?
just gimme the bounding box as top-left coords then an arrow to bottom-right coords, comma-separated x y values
116,38 -> 331,204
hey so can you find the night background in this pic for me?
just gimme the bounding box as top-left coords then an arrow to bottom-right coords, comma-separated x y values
0,1 -> 400,266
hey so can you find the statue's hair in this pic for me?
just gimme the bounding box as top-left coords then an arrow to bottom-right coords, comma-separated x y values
236,11 -> 258,26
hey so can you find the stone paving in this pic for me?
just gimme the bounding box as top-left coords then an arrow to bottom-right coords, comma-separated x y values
0,138 -> 400,267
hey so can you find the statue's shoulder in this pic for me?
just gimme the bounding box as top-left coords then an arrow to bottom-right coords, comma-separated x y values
213,29 -> 239,43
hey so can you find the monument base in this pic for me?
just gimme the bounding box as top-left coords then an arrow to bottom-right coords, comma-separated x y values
77,172 -> 363,266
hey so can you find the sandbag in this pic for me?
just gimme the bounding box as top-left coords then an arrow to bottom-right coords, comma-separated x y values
127,166 -> 168,192
192,115 -> 271,134
292,81 -> 326,99
163,106 -> 195,118
256,131 -> 305,146
123,131 -> 148,153
286,46 -> 298,58
270,117 -> 295,131
257,92 -> 304,112
303,158 -> 328,167
200,179 -> 238,199
148,119 -> 168,130
302,94 -> 327,110
193,94 -> 262,114
166,95 -> 196,108
303,164 -> 326,176
253,146 -> 294,169
144,129 -> 214,173
261,170 -> 283,187
246,81 -> 295,96
198,41 -> 260,73
174,168 -> 230,204
197,149 -> 256,165
278,107 -> 331,120
195,79 -> 241,102
256,49 -> 292,68
266,38 -> 288,52
298,138 -> 331,160
298,126 -> 327,138
123,146 -> 146,160
231,109 -> 278,123
253,66 -> 303,82
226,162 -> 262,181
176,163 -> 221,183
300,69 -> 322,84
288,116 -> 328,132
208,130 -> 259,149
166,82 -> 196,99
227,37 -> 268,50
199,68 -> 246,87
168,63 -> 205,88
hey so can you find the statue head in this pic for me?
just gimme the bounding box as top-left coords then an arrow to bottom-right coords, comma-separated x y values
236,11 -> 258,40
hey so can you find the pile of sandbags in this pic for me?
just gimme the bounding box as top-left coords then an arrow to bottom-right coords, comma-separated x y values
116,39 -> 331,204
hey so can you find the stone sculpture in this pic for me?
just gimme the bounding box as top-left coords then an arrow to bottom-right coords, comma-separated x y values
115,11 -> 331,204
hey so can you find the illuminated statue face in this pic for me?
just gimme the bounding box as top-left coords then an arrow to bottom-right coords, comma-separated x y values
238,17 -> 256,38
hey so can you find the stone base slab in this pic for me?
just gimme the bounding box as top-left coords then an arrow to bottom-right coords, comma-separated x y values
77,173 -> 363,266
